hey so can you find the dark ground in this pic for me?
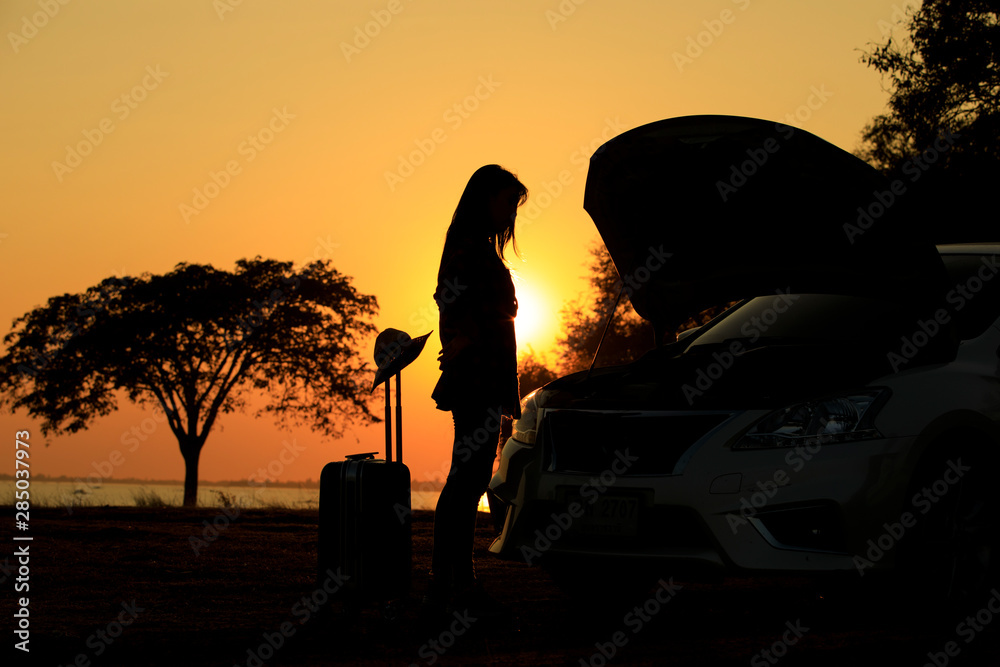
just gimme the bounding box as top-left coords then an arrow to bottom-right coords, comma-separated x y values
4,507 -> 999,666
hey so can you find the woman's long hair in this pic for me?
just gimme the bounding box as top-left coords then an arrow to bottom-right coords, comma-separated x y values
445,164 -> 528,262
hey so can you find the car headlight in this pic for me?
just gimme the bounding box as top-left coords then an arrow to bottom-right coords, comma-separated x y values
511,388 -> 546,445
733,390 -> 888,449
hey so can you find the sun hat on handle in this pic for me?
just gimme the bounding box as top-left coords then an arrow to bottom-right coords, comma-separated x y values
371,328 -> 432,391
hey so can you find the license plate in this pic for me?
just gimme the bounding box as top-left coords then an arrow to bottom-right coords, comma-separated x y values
568,495 -> 640,537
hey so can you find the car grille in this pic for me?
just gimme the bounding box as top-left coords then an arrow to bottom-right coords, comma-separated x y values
524,502 -> 715,550
544,410 -> 732,475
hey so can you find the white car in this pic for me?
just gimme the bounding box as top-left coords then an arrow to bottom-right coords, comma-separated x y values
488,115 -> 999,604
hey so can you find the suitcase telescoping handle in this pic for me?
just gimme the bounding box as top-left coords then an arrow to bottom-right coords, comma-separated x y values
383,372 -> 403,464
371,327 -> 429,465
395,373 -> 402,463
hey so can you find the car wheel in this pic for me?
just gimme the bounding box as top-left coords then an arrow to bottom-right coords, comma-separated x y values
896,438 -> 999,611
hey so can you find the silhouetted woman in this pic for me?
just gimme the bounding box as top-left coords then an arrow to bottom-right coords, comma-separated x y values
429,164 -> 527,613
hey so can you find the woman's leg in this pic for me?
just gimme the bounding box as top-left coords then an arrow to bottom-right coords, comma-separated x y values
431,404 -> 503,595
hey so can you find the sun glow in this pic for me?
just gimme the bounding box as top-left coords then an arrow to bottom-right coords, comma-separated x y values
513,281 -> 558,355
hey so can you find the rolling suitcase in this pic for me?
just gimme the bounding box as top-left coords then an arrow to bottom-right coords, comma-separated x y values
318,449 -> 411,605
317,329 -> 429,608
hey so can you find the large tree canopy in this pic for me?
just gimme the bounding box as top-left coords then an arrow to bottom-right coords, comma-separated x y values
858,0 -> 999,238
0,258 -> 379,506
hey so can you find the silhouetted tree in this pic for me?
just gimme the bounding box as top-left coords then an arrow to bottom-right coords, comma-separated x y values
517,346 -> 558,397
557,241 -> 656,374
0,258 -> 378,506
557,241 -> 736,375
857,0 -> 999,236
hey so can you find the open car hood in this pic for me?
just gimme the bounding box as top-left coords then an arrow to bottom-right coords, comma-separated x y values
583,115 -> 947,334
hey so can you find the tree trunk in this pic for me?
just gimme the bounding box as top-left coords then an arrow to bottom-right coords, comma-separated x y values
182,446 -> 201,508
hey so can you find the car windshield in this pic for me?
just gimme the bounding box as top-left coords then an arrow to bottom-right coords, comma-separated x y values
686,294 -> 913,349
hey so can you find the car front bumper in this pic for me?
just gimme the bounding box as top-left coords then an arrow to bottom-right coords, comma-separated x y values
488,409 -> 917,575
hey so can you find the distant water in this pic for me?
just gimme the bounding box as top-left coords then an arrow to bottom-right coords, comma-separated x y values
22,481 -> 489,512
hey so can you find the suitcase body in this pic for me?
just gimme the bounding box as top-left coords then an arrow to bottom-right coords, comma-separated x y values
318,453 -> 412,602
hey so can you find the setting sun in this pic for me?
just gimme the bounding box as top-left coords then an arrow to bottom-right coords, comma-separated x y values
512,277 -> 558,355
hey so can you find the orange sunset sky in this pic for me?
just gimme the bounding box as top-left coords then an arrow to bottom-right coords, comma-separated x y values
1,0 -> 918,487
